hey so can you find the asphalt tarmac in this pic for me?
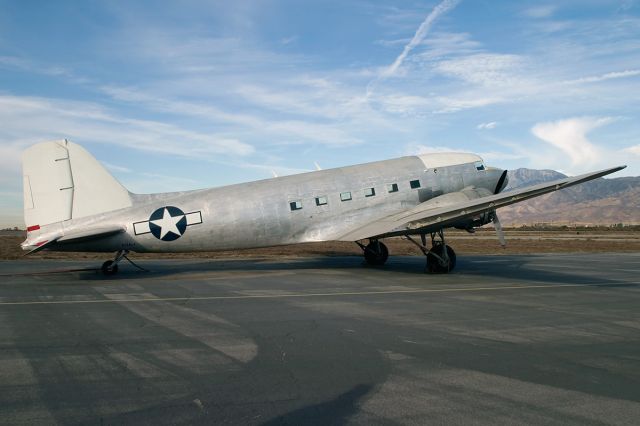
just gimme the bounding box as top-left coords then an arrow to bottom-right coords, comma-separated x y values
1,253 -> 639,425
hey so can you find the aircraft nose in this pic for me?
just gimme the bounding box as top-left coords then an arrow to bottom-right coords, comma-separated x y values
494,169 -> 509,194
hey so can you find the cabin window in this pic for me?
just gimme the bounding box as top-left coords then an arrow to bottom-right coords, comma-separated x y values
410,179 -> 421,189
315,196 -> 328,206
289,200 -> 303,211
340,192 -> 352,201
475,160 -> 485,171
364,187 -> 376,197
387,183 -> 399,193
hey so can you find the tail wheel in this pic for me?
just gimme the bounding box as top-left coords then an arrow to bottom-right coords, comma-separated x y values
426,244 -> 456,274
364,241 -> 389,266
101,260 -> 119,276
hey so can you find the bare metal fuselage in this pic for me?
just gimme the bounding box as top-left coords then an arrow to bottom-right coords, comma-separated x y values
26,156 -> 503,253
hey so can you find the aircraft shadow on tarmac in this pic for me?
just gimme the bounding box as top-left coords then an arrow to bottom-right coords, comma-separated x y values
260,384 -> 372,426
11,254 -> 637,290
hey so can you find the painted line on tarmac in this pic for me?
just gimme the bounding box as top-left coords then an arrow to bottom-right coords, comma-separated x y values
0,282 -> 638,306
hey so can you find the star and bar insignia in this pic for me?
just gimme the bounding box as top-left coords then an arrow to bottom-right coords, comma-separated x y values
133,206 -> 203,241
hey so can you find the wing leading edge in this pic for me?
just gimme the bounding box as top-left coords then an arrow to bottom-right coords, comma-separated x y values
336,166 -> 626,242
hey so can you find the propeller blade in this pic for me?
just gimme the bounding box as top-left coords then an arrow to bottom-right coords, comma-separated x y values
494,170 -> 509,194
493,212 -> 506,248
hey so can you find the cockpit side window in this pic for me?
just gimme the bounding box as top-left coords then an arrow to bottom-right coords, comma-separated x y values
474,161 -> 485,171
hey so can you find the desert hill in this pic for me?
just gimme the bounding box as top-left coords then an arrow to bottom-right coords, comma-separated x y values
499,169 -> 640,225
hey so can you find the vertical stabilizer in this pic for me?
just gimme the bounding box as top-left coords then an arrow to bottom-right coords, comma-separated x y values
22,140 -> 132,228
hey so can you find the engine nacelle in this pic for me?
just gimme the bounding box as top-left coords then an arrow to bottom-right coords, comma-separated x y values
453,210 -> 495,231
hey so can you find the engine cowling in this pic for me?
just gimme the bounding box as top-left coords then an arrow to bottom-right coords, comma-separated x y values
453,210 -> 495,231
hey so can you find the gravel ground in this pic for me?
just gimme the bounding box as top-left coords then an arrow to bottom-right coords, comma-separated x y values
3,228 -> 639,261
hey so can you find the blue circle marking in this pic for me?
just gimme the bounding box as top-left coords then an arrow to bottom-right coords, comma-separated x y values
148,206 -> 188,241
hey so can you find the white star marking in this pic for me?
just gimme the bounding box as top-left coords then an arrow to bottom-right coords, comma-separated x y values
150,208 -> 184,239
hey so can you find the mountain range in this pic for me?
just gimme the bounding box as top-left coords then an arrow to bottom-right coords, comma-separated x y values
498,168 -> 640,225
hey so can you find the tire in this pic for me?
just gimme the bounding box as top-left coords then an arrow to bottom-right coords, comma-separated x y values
101,260 -> 119,276
426,244 -> 456,274
364,241 -> 389,266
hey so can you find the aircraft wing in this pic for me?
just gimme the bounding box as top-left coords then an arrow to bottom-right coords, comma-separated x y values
336,166 -> 626,242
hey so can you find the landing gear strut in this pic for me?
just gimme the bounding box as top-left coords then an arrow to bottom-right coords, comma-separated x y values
100,250 -> 148,276
101,250 -> 128,275
356,239 -> 389,266
405,229 -> 456,274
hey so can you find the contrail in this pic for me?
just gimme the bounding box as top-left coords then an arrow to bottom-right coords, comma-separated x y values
367,0 -> 461,96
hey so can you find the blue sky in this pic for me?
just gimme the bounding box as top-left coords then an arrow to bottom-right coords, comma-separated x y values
1,0 -> 639,227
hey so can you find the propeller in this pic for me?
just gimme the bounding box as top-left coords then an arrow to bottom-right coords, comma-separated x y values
492,169 -> 509,248
494,170 -> 509,194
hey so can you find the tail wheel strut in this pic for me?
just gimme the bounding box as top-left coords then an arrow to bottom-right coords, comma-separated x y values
100,250 -> 149,275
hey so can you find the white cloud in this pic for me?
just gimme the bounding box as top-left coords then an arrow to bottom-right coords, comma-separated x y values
376,94 -> 432,114
0,94 -> 256,161
405,144 -> 525,164
375,37 -> 411,48
477,122 -> 497,130
125,172 -> 200,193
624,145 -> 640,156
104,84 -> 370,146
564,69 -> 640,85
433,53 -> 526,87
531,117 -> 613,168
523,5 -> 557,19
102,162 -> 132,174
415,31 -> 482,60
0,55 -> 77,79
235,83 -> 346,120
280,36 -> 298,45
406,144 -> 469,155
368,0 -> 461,98
478,151 -> 526,162
433,95 -> 504,113
264,120 -> 362,146
0,141 -> 26,184
381,0 -> 461,79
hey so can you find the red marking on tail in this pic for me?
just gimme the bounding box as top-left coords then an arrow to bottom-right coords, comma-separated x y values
27,225 -> 40,232
35,240 -> 48,247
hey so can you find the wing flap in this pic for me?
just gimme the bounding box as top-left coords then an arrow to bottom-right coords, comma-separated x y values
336,166 -> 626,241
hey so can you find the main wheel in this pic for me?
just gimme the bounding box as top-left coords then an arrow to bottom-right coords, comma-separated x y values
364,241 -> 389,266
101,260 -> 119,276
426,244 -> 456,274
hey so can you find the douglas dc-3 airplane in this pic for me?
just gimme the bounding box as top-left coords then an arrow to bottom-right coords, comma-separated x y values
21,139 -> 625,275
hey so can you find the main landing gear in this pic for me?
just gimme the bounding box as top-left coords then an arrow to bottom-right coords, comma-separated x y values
356,239 -> 389,266
357,230 -> 456,273
405,229 -> 456,274
100,250 -> 148,276
356,231 -> 456,273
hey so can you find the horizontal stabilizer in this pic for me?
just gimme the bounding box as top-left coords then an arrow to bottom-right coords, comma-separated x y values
23,226 -> 125,256
57,226 -> 125,243
24,238 -> 59,256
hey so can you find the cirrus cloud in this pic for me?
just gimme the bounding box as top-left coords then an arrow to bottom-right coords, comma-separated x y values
531,116 -> 613,168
